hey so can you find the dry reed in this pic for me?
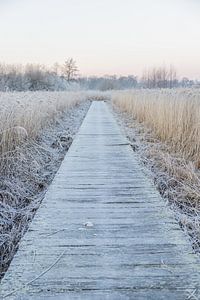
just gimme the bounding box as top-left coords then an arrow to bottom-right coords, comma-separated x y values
0,91 -> 87,155
112,89 -> 200,166
0,91 -> 92,278
112,88 -> 200,252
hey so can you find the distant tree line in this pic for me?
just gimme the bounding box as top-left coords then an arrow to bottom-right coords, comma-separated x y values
0,60 -> 199,91
79,70 -> 200,90
141,65 -> 199,89
77,75 -> 138,90
141,65 -> 178,88
0,58 -> 79,91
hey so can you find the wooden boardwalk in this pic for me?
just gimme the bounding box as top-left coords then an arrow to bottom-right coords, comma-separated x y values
1,101 -> 200,299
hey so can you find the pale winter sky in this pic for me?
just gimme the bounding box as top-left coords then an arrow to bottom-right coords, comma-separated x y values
0,0 -> 200,78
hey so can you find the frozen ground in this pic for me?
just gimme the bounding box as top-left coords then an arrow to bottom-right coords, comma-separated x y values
0,100 -> 91,278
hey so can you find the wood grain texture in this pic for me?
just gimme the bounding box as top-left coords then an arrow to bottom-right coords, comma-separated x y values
1,101 -> 200,300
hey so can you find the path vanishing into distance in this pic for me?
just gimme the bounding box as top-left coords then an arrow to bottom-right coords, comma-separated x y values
1,101 -> 200,299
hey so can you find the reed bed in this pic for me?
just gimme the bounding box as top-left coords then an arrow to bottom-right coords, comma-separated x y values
112,89 -> 200,251
0,91 -> 92,277
112,89 -> 200,166
0,90 -> 109,277
0,91 -> 87,155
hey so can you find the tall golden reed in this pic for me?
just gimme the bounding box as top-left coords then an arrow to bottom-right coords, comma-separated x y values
112,89 -> 200,166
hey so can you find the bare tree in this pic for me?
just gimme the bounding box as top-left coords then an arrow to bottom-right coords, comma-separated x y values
169,65 -> 177,88
141,65 -> 177,89
63,58 -> 78,81
52,62 -> 61,76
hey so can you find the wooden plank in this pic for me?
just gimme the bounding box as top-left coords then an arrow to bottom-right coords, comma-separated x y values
1,101 -> 200,299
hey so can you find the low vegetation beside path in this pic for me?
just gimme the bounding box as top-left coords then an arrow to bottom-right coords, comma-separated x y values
0,91 -> 93,278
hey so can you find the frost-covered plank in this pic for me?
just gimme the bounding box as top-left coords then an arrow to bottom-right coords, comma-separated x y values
1,101 -> 200,299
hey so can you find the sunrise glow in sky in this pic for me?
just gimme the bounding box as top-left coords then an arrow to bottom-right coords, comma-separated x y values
0,0 -> 200,78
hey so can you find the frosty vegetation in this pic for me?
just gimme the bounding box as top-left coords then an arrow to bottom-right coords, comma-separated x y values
112,89 -> 200,252
1,65 -> 200,282
0,62 -> 199,92
0,63 -> 78,92
0,91 -> 96,277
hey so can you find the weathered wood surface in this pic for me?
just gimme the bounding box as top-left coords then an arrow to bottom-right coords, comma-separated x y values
1,101 -> 200,299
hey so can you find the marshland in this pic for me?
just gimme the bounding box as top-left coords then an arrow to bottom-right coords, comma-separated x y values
1,1 -> 200,299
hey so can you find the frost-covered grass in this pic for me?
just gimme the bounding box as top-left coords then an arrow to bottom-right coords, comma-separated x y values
0,90 -> 109,155
0,91 -> 86,154
0,90 -> 109,278
0,91 -> 95,278
112,89 -> 200,252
